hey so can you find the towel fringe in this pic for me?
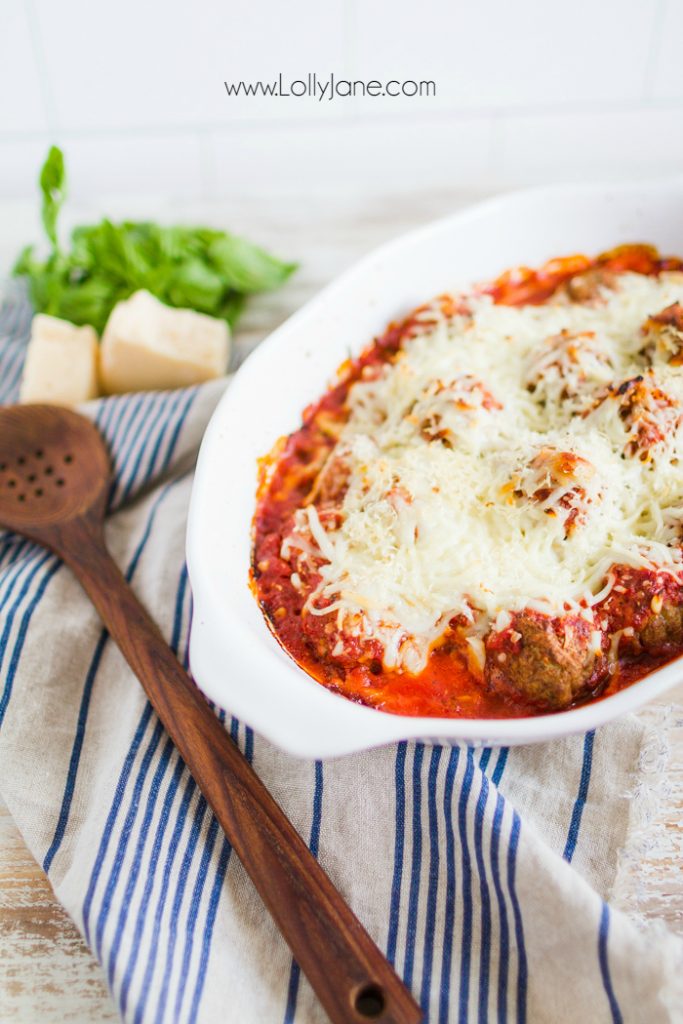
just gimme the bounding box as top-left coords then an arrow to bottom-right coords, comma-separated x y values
611,704 -> 683,1017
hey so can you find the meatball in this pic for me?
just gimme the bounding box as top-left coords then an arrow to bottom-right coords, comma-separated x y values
408,374 -> 501,447
640,603 -> 683,650
560,268 -> 617,305
524,329 -> 613,409
307,448 -> 351,507
585,373 -> 681,461
299,605 -> 385,672
485,611 -> 604,710
600,566 -> 683,657
506,447 -> 599,538
641,302 -> 683,366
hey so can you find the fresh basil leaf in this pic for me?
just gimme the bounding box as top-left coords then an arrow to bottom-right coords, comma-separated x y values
208,234 -> 297,293
12,244 -> 37,277
166,257 -> 225,313
40,146 -> 66,251
12,147 -> 296,337
52,279 -> 127,334
218,290 -> 247,326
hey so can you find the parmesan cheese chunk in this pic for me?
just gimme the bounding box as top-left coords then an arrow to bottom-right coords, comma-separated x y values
100,290 -> 230,394
19,314 -> 99,406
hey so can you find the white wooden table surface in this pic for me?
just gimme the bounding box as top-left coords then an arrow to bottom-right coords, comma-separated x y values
1,188 -> 683,1021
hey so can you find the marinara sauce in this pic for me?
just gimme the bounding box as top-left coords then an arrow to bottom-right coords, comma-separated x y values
252,245 -> 683,718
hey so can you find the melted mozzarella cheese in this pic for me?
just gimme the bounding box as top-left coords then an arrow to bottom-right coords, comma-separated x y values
288,271 -> 683,673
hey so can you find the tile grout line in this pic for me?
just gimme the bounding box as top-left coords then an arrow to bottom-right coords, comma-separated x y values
4,96 -> 683,148
23,0 -> 60,137
641,0 -> 668,100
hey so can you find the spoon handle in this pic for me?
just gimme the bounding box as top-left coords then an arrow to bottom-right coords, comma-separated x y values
58,515 -> 422,1024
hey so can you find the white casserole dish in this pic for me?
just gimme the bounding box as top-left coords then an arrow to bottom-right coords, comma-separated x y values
186,179 -> 683,758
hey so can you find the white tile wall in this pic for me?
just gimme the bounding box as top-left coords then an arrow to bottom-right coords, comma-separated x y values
0,1 -> 49,134
498,107 -> 683,183
2,0 -> 682,202
205,114 -> 496,197
62,134 -> 205,199
0,138 -> 51,195
34,0 -> 347,129
350,0 -> 654,112
649,0 -> 683,99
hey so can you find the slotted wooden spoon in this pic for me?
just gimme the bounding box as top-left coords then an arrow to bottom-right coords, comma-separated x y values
0,404 -> 421,1024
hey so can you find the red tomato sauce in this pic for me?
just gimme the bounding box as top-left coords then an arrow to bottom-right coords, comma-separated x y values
252,245 -> 683,718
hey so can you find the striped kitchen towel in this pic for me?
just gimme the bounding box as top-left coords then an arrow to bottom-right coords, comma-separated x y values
0,285 -> 682,1024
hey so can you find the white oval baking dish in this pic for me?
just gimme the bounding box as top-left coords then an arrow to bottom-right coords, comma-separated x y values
186,179 -> 683,758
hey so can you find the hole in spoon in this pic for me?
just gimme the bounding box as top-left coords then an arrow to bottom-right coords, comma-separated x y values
35,449 -> 43,459
44,466 -> 54,476
17,456 -> 26,466
17,494 -> 26,503
64,454 -> 73,464
35,488 -> 43,497
56,478 -> 65,487
354,984 -> 385,1019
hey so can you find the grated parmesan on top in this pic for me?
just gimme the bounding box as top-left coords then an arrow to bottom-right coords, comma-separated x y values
284,271 -> 683,674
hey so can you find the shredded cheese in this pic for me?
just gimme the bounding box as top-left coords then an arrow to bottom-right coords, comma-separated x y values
284,271 -> 683,673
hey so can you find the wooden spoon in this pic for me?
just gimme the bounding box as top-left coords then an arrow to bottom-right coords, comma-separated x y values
0,404 -> 422,1024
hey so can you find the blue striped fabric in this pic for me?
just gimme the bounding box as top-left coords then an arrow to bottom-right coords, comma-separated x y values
0,288 -> 667,1024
